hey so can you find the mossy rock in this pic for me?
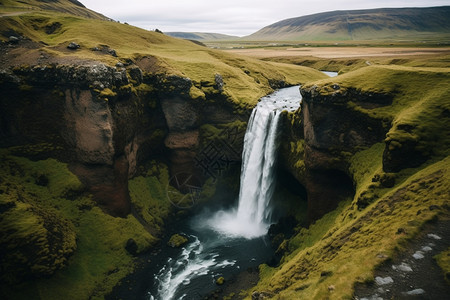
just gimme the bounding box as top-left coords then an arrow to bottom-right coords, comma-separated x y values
215,276 -> 225,285
435,248 -> 450,284
167,234 -> 188,248
0,196 -> 77,284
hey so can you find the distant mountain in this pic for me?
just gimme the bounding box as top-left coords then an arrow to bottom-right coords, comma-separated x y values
244,6 -> 450,41
166,32 -> 239,41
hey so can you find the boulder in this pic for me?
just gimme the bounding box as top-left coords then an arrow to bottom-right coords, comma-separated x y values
167,234 -> 188,248
215,276 -> 225,285
8,36 -> 20,44
67,42 -> 80,50
125,238 -> 138,255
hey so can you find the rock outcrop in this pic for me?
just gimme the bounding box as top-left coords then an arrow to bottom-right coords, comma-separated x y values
0,62 -> 248,217
280,85 -> 392,221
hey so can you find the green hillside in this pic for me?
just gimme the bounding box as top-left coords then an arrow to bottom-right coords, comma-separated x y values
0,1 -> 325,106
166,31 -> 239,41
244,6 -> 450,41
0,0 -> 109,20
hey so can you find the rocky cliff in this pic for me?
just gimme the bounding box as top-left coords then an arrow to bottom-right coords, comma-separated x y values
299,85 -> 391,220
0,59 -> 255,215
0,60 -> 255,297
0,1 -> 318,298
0,28 -> 325,298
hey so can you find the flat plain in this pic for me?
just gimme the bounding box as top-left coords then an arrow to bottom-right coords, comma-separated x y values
224,46 -> 450,59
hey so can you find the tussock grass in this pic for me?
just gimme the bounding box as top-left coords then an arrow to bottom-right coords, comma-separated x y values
252,155 -> 450,299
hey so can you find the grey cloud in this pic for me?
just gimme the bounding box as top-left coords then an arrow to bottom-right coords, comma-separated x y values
82,0 -> 450,35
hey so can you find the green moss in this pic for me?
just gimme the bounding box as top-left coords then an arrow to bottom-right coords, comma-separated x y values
167,234 -> 188,248
216,276 -> 225,285
435,248 -> 450,284
0,153 -> 155,299
98,87 -> 117,99
135,83 -> 154,93
128,163 -> 172,234
0,196 -> 77,284
189,85 -> 206,100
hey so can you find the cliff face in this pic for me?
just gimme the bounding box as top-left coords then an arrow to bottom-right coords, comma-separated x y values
0,63 -> 247,218
280,85 -> 393,221
280,67 -> 450,221
299,85 -> 391,220
0,61 -> 249,295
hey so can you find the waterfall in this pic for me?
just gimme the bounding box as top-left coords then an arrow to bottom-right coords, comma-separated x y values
202,86 -> 301,239
147,86 -> 302,300
235,106 -> 282,227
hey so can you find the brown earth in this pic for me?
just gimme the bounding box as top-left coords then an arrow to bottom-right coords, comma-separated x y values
225,47 -> 450,59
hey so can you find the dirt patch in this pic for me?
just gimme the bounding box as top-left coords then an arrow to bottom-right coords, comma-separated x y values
135,55 -> 166,73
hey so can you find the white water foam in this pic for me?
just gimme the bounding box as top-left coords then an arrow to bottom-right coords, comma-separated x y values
202,86 -> 302,239
148,236 -> 236,300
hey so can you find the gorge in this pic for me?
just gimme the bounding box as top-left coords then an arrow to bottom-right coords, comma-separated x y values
144,85 -> 307,300
1,1 -> 449,300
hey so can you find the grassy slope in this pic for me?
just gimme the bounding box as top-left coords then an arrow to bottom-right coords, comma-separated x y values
244,7 -> 450,42
248,65 -> 450,299
0,7 -> 326,107
0,0 -> 108,20
0,150 -> 162,299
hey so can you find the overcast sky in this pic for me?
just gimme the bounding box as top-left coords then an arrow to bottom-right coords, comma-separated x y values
81,0 -> 449,36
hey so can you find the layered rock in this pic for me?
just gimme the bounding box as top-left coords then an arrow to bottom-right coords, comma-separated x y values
281,85 -> 392,221
0,62 -> 248,217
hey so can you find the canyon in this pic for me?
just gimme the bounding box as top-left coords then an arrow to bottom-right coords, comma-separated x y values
0,1 -> 449,299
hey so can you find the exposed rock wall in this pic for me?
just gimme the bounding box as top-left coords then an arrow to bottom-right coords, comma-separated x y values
63,88 -> 115,165
281,85 -> 392,221
0,63 -> 248,217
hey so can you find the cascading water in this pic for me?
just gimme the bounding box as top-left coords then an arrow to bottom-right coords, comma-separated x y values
204,85 -> 302,238
146,86 -> 302,300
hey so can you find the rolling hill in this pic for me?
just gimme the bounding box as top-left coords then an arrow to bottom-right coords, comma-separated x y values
0,0 -> 109,20
165,32 -> 239,41
244,6 -> 450,41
